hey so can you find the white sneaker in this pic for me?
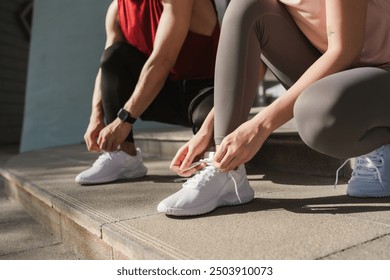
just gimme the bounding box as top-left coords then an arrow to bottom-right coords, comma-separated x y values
347,144 -> 390,197
157,153 -> 254,216
75,148 -> 147,185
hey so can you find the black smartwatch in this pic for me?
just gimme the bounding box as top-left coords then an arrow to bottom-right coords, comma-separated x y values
117,108 -> 137,124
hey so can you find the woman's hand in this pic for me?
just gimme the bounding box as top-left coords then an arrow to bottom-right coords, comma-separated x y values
170,129 -> 214,177
213,119 -> 267,171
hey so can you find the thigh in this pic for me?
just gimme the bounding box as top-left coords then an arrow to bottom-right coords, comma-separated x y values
140,79 -> 189,126
294,67 -> 390,158
214,0 -> 321,143
141,79 -> 215,128
100,43 -> 147,122
254,0 -> 322,88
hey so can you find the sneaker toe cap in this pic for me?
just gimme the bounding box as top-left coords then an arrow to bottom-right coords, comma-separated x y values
157,189 -> 200,214
75,172 -> 87,184
157,200 -> 168,213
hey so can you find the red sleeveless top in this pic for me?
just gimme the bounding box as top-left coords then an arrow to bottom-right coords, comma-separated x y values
117,0 -> 220,80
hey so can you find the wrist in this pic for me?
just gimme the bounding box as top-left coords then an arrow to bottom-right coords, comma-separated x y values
198,122 -> 214,138
196,128 -> 214,147
251,114 -> 273,139
115,117 -> 132,129
90,110 -> 104,123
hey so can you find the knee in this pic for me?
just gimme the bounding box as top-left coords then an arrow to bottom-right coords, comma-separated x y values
190,91 -> 213,134
100,42 -> 129,68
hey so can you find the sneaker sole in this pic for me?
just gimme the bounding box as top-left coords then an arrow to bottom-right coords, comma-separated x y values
347,191 -> 390,198
77,167 -> 148,185
162,182 -> 255,216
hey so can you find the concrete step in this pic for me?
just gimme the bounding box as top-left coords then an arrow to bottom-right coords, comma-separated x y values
0,183 -> 77,259
2,144 -> 390,260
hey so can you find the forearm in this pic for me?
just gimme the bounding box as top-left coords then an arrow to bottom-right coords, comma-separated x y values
194,107 -> 215,144
90,69 -> 104,122
122,58 -> 171,118
201,107 -> 215,134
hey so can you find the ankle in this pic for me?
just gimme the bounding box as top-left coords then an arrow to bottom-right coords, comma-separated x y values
119,142 -> 137,156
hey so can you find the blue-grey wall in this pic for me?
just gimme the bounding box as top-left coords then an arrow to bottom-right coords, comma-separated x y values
21,0 -> 112,152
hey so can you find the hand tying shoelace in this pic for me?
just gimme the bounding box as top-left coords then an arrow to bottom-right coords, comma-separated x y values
183,156 -> 242,203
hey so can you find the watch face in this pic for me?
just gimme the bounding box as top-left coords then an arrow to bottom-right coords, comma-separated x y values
118,109 -> 128,121
117,108 -> 136,124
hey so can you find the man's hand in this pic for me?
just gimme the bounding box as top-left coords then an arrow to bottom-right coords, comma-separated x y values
84,119 -> 105,152
97,118 -> 132,152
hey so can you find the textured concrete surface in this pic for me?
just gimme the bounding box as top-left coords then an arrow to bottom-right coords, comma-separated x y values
0,183 -> 77,260
1,143 -> 390,260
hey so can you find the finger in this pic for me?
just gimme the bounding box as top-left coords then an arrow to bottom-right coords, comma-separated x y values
215,148 -> 236,170
219,155 -> 239,172
97,132 -> 102,146
177,162 -> 207,177
179,148 -> 197,171
105,139 -> 116,152
90,135 -> 101,151
98,130 -> 109,150
84,132 -> 92,147
90,143 -> 101,152
85,135 -> 97,151
98,137 -> 107,151
170,165 -> 181,175
170,145 -> 188,170
214,143 -> 227,164
84,137 -> 91,150
182,161 -> 204,172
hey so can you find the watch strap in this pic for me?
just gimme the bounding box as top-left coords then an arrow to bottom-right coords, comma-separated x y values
117,108 -> 137,124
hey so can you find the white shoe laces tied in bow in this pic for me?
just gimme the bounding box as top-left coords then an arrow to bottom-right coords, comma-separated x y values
334,149 -> 385,190
183,157 -> 242,203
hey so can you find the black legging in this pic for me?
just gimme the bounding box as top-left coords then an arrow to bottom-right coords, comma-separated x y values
214,0 -> 390,158
99,42 -> 214,142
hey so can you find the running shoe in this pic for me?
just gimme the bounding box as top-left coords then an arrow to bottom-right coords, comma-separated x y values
157,153 -> 254,216
75,148 -> 147,185
347,144 -> 390,197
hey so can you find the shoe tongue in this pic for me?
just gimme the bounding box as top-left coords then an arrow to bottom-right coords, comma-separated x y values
208,152 -> 215,158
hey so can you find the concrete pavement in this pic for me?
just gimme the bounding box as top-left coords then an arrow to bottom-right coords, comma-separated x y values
1,140 -> 390,259
0,145 -> 77,260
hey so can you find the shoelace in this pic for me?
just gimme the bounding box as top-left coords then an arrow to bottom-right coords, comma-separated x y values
93,152 -> 118,166
183,158 -> 242,203
334,150 -> 385,190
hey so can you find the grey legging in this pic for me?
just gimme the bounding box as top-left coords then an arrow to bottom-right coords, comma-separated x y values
214,0 -> 390,158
